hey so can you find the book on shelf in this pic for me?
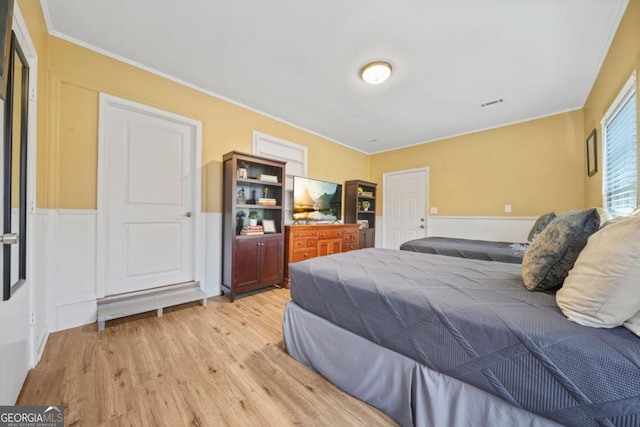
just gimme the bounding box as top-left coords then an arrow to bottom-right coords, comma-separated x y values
241,225 -> 264,235
359,191 -> 374,197
258,174 -> 279,182
258,198 -> 277,206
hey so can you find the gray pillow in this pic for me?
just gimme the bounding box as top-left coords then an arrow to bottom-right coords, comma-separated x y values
527,212 -> 556,241
522,208 -> 600,291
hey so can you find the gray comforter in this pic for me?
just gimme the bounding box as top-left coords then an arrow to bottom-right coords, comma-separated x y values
400,236 -> 524,263
289,248 -> 640,426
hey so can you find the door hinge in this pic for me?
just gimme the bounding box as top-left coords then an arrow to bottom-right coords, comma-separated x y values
29,87 -> 36,102
29,311 -> 35,325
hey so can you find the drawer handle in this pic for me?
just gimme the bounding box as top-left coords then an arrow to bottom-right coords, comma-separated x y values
304,253 -> 308,257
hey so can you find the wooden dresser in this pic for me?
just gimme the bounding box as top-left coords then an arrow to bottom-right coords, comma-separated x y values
284,224 -> 360,287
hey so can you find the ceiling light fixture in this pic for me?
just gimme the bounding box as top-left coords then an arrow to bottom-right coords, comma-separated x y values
360,61 -> 393,85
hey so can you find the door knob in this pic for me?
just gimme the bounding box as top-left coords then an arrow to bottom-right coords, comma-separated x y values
184,212 -> 193,218
420,225 -> 425,229
420,218 -> 425,222
0,233 -> 18,244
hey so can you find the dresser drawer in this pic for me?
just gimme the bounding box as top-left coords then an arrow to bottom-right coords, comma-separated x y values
291,249 -> 317,262
318,230 -> 342,239
342,234 -> 356,243
291,229 -> 318,238
343,243 -> 359,251
293,238 -> 318,249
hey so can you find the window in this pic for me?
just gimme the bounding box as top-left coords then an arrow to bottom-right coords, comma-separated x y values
602,74 -> 637,216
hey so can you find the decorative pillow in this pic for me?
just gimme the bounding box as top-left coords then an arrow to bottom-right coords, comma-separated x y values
556,215 -> 640,335
527,212 -> 556,241
522,208 -> 600,291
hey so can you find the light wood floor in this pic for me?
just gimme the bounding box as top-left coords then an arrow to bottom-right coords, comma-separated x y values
18,288 -> 396,426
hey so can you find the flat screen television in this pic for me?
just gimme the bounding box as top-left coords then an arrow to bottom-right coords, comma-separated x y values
293,176 -> 342,222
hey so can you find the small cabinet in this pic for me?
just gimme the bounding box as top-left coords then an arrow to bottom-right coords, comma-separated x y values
360,228 -> 375,249
344,180 -> 377,249
222,151 -> 286,302
234,236 -> 283,290
317,239 -> 342,257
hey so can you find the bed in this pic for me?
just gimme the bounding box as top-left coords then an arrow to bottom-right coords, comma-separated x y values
399,236 -> 524,263
283,248 -> 640,427
398,212 -> 557,264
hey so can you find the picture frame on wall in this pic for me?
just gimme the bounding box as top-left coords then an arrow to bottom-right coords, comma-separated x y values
586,129 -> 597,177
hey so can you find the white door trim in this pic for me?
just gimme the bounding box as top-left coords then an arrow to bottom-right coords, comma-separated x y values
382,167 -> 429,249
96,94 -> 204,298
13,2 -> 39,369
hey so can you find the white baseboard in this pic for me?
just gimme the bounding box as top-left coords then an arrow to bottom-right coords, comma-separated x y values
428,216 -> 537,242
56,299 -> 98,332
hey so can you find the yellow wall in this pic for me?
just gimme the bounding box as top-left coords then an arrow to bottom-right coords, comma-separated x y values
20,1 -> 638,218
582,0 -> 640,207
18,0 -> 49,209
21,3 -> 368,212
370,110 -> 584,216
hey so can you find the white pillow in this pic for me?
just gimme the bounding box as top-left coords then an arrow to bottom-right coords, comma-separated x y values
624,311 -> 640,336
556,215 -> 640,335
595,207 -> 612,226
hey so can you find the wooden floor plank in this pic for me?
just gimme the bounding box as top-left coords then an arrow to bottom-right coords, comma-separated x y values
18,288 -> 396,426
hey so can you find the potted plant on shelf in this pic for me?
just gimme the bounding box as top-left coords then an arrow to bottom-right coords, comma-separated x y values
248,210 -> 259,227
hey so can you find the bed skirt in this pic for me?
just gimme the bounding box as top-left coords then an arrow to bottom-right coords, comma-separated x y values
283,301 -> 560,427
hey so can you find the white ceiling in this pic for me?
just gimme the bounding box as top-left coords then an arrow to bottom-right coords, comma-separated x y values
41,0 -> 628,154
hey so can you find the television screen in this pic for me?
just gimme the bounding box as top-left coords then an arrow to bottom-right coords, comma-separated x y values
293,176 -> 342,222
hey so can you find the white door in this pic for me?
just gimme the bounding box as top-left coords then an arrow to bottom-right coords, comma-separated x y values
383,169 -> 429,249
102,99 -> 197,296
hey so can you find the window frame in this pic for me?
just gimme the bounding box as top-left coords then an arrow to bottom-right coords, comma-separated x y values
601,72 -> 638,216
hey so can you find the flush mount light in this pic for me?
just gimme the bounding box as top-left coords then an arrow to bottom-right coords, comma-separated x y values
360,61 -> 393,85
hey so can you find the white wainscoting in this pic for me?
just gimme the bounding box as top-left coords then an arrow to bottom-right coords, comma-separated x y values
374,215 -> 535,247
41,210 -> 223,332
34,210 -> 50,360
428,216 -> 537,242
205,213 -> 222,297
50,210 -> 98,331
39,211 -> 532,330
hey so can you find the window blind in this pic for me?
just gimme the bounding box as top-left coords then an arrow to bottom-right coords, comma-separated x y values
604,89 -> 637,216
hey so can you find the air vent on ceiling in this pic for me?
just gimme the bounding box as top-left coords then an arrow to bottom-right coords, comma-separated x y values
480,98 -> 504,107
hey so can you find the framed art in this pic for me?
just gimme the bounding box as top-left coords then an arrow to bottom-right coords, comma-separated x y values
262,219 -> 277,233
586,129 -> 597,177
357,219 -> 369,229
